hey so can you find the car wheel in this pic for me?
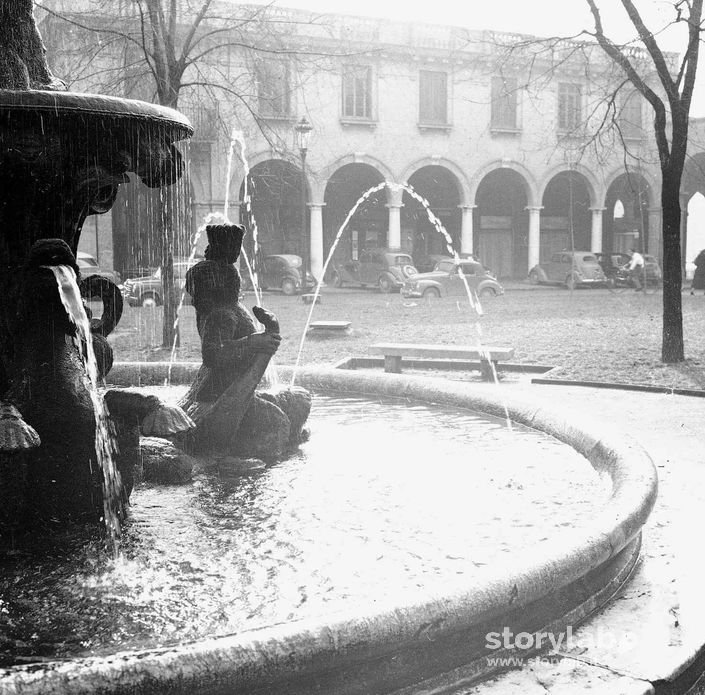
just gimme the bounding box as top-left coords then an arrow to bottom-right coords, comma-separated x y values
378,275 -> 394,293
479,287 -> 497,298
528,270 -> 540,285
281,278 -> 297,296
141,294 -> 160,308
423,287 -> 440,299
331,272 -> 343,288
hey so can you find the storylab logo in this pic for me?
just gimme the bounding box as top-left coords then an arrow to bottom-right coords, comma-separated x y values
485,626 -> 637,654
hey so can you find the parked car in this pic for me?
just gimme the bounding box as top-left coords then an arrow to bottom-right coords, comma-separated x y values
401,258 -> 504,299
330,248 -> 418,293
242,254 -> 315,295
121,259 -> 196,307
529,251 -> 607,289
77,251 -> 121,285
596,251 -> 662,287
414,253 -> 453,274
595,252 -> 629,283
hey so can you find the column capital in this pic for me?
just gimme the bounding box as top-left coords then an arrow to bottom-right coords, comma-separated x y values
525,205 -> 544,213
306,202 -> 326,210
589,207 -> 606,213
385,203 -> 403,209
459,204 -> 477,211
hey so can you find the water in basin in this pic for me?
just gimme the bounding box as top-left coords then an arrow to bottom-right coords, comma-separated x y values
0,393 -> 610,665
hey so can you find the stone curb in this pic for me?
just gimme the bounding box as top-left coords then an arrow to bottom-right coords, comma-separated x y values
0,364 -> 658,694
531,377 -> 705,398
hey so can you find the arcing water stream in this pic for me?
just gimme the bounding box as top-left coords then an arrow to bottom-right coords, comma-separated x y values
288,181 -> 511,425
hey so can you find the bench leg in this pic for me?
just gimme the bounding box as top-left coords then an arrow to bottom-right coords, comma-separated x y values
480,359 -> 498,381
384,355 -> 402,373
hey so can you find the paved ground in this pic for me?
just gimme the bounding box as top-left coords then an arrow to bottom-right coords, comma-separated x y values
108,286 -> 705,692
428,379 -> 705,695
110,284 -> 705,391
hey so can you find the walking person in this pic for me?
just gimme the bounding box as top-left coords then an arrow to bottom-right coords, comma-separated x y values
691,249 -> 705,295
627,248 -> 645,291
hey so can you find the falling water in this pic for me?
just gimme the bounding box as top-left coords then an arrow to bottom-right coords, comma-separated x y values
166,129 -> 278,388
288,181 -> 511,427
290,181 -> 388,379
50,266 -> 123,553
400,183 -> 507,394
225,128 -> 263,307
166,220 -> 206,383
223,128 -> 277,386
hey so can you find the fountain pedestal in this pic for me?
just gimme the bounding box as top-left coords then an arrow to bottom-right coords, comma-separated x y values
0,2 -> 193,533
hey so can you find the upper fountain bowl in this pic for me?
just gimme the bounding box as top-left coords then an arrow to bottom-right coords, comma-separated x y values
0,89 -> 193,266
0,89 -> 193,188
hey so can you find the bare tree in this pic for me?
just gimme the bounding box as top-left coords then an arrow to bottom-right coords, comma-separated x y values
582,0 -> 702,362
37,0 -> 342,347
483,1 -> 702,362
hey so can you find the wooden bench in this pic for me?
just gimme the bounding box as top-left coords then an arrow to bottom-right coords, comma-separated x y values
368,343 -> 515,380
309,320 -> 352,332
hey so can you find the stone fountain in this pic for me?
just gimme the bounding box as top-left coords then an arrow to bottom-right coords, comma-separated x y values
0,3 -> 659,693
0,0 -> 193,534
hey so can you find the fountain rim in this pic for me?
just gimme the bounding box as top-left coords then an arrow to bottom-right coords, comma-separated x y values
0,89 -> 193,134
0,364 -> 658,694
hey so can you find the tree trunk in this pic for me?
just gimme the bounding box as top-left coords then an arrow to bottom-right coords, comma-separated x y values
661,172 -> 684,362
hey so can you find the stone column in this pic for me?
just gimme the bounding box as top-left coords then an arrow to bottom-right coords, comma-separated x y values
526,206 -> 543,272
648,206 -> 662,261
589,207 -> 605,253
386,204 -> 402,251
230,199 -> 242,225
309,203 -> 325,283
460,205 -> 476,256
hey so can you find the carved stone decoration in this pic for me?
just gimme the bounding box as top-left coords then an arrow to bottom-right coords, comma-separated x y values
0,1 -> 193,537
177,225 -> 312,462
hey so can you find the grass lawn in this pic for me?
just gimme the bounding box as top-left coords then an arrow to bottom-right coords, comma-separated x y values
107,285 -> 705,391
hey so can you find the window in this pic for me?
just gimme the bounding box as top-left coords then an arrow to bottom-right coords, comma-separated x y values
491,75 -> 518,129
459,263 -> 478,276
620,92 -> 643,138
256,60 -> 290,118
342,65 -> 372,119
557,83 -> 582,131
419,70 -> 448,124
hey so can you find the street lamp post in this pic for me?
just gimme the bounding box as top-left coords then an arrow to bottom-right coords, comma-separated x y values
294,116 -> 313,287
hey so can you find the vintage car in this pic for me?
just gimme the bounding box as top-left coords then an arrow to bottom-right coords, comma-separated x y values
595,252 -> 662,287
401,258 -> 504,299
330,248 -> 418,293
121,259 -> 196,307
242,254 -> 315,295
529,251 -> 607,289
413,253 -> 454,274
77,251 -> 121,285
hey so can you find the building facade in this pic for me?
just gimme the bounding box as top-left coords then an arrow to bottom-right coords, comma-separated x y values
41,3 -> 705,281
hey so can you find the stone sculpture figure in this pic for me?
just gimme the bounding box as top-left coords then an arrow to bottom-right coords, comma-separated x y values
0,239 -> 194,537
178,224 -> 311,461
0,0 -> 193,540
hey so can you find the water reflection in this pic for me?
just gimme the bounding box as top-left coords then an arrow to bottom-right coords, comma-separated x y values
0,394 -> 609,665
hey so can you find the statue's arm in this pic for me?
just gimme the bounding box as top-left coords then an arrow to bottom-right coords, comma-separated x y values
201,317 -> 280,370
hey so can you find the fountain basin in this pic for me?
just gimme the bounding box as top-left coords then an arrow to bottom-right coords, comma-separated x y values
0,365 -> 657,694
